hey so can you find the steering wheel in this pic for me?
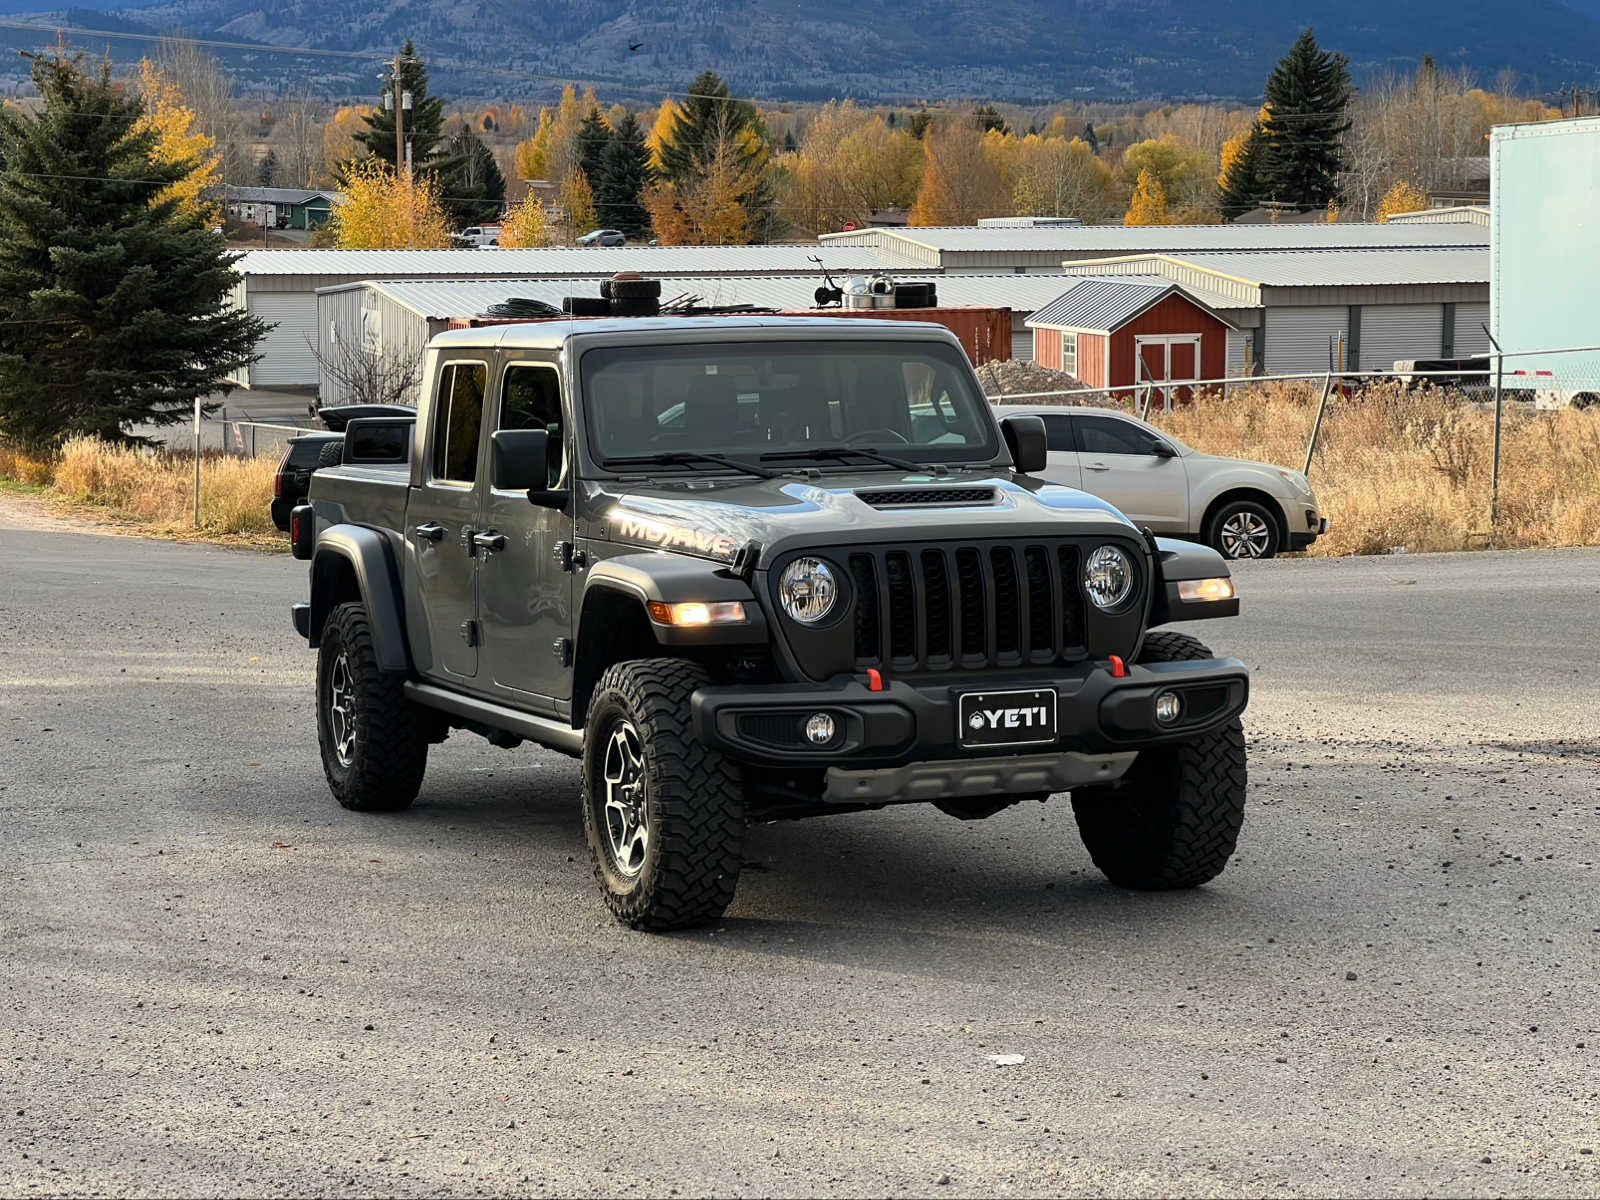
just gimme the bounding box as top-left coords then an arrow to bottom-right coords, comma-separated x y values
844,428 -> 910,446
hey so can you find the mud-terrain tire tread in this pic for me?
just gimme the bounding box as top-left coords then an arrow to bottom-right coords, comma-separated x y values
1071,631 -> 1246,889
583,658 -> 744,930
317,601 -> 427,812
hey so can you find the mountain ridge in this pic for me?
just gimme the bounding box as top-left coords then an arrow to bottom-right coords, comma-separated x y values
0,0 -> 1597,100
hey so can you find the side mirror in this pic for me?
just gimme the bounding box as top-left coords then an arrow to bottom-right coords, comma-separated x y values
1000,415 -> 1048,475
1151,441 -> 1177,459
490,427 -> 552,491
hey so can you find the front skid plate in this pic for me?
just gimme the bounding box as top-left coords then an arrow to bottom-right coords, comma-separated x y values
824,749 -> 1137,805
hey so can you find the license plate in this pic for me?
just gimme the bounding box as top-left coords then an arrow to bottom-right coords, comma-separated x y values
957,689 -> 1058,748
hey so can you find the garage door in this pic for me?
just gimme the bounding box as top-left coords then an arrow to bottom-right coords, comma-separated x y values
1011,327 -> 1034,363
248,292 -> 319,387
1262,307 -> 1347,376
1454,303 -> 1492,356
1360,304 -> 1442,372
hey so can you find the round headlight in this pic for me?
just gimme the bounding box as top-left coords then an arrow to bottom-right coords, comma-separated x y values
1083,545 -> 1134,610
778,557 -> 838,624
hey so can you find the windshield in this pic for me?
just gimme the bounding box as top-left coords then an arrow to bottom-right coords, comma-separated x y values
581,339 -> 999,468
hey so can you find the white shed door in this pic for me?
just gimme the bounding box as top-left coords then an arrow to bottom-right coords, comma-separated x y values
1360,304 -> 1442,372
1454,303 -> 1492,356
249,292 -> 319,387
1011,326 -> 1034,363
1263,307 -> 1347,376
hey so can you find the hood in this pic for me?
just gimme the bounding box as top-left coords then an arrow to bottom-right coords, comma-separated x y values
586,468 -> 1138,568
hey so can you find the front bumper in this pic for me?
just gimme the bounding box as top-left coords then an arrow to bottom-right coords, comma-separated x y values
691,656 -> 1248,783
1289,511 -> 1329,551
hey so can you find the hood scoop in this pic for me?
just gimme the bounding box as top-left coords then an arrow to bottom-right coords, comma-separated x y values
855,487 -> 996,508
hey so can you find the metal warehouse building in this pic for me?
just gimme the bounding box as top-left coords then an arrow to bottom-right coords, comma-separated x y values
817,220 -> 1488,274
313,274 -> 1100,405
231,243 -> 919,389
1050,246 -> 1490,376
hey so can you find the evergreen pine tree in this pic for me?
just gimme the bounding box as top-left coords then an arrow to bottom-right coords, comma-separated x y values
575,108 -> 610,187
0,53 -> 264,449
1082,122 -> 1099,154
594,111 -> 652,237
1256,28 -> 1353,211
656,71 -> 775,240
437,125 -> 505,229
257,148 -> 279,187
355,40 -> 448,173
1218,124 -> 1266,220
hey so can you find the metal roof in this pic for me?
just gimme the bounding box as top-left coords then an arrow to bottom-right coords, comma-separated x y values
239,243 -> 917,279
1060,247 -> 1489,288
820,221 -> 1488,255
1025,279 -> 1234,333
224,186 -> 339,205
323,273 -> 1146,317
1385,205 -> 1491,225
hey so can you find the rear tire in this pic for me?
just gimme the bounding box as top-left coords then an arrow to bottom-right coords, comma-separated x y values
582,659 -> 745,930
1071,632 -> 1246,888
316,602 -> 428,812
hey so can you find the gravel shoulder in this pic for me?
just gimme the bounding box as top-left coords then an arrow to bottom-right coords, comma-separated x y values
2,519 -> 1598,1198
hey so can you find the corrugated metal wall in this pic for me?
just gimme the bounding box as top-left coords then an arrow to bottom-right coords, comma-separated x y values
248,292 -> 319,387
1262,306 -> 1347,375
1226,329 -> 1249,377
1454,302 -> 1492,355
1012,327 -> 1034,363
1360,304 -> 1443,370
316,285 -> 436,406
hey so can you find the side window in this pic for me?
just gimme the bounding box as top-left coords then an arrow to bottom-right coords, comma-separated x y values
432,362 -> 487,483
1075,415 -> 1165,457
1040,413 -> 1074,452
500,364 -> 564,488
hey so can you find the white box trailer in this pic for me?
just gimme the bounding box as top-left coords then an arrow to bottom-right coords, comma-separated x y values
1490,116 -> 1600,408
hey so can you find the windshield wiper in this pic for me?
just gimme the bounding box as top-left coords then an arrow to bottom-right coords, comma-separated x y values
759,445 -> 931,472
604,450 -> 777,479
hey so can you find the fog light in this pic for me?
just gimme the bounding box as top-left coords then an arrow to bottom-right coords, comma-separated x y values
805,712 -> 837,745
1154,691 -> 1182,725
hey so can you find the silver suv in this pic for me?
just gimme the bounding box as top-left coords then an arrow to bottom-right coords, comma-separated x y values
991,404 -> 1327,559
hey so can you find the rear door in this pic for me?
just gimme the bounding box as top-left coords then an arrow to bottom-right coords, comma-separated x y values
405,357 -> 491,680
1035,412 -> 1082,488
477,357 -> 576,708
1071,412 -> 1189,531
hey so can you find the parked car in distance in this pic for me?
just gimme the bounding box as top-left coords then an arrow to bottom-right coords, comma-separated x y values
454,225 -> 500,247
990,404 -> 1326,559
271,433 -> 344,531
577,228 -> 626,246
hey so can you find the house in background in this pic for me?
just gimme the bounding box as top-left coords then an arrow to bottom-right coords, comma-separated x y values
1027,278 -> 1235,404
223,186 -> 341,231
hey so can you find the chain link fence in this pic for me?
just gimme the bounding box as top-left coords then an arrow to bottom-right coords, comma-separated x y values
986,345 -> 1600,556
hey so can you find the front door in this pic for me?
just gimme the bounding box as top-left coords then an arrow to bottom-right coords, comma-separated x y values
478,359 -> 576,706
1134,336 -> 1202,410
1036,412 -> 1082,489
407,358 -> 490,680
1071,412 -> 1189,531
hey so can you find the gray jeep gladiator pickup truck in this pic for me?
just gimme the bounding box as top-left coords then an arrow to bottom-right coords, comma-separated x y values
289,316 -> 1250,930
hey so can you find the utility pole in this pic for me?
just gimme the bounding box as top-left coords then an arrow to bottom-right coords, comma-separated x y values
393,52 -> 407,178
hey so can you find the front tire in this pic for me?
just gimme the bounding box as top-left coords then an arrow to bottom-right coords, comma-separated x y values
1206,499 -> 1281,560
316,601 -> 428,811
1071,632 -> 1246,888
582,659 -> 745,930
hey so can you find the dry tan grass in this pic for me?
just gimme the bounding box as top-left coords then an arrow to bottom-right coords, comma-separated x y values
1,436 -> 280,544
1149,381 -> 1600,555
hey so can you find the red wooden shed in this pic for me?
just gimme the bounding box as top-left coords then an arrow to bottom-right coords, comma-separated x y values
1027,279 -> 1234,405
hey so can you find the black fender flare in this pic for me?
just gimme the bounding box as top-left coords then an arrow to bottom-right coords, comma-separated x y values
1147,536 -> 1239,626
580,553 -> 768,646
308,525 -> 411,672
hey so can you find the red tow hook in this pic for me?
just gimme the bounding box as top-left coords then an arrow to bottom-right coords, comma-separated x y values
1107,655 -> 1127,678
866,667 -> 884,692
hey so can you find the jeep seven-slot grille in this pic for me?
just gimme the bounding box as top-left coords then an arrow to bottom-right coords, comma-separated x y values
845,542 -> 1088,671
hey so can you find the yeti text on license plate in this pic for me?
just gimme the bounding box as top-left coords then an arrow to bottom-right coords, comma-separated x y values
957,689 -> 1058,749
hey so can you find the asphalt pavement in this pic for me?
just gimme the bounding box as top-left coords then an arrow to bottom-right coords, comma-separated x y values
2,501 -> 1598,1197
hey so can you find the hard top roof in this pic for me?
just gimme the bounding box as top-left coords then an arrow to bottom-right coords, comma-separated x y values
427,314 -> 962,352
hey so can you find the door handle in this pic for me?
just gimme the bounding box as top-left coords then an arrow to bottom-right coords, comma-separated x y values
472,530 -> 507,554
1085,461 -> 1110,471
413,522 -> 446,542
